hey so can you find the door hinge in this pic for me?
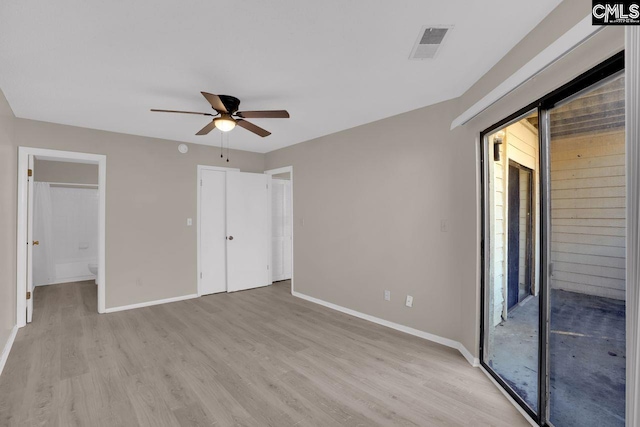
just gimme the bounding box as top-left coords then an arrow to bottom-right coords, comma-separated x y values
267,265 -> 269,270
200,179 -> 203,186
26,291 -> 31,300
200,272 -> 203,279
28,169 -> 33,177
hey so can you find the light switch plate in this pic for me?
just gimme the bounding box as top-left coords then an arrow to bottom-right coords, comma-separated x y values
384,290 -> 391,301
405,295 -> 413,308
187,218 -> 193,226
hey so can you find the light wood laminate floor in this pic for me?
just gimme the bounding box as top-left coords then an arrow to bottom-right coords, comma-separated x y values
0,281 -> 528,426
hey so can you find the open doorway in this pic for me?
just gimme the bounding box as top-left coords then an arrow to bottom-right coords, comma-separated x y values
265,166 -> 294,294
17,147 -> 107,327
507,161 -> 534,311
32,160 -> 99,320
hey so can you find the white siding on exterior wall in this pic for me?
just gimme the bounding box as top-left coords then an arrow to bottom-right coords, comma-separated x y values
491,142 -> 506,326
550,130 -> 626,300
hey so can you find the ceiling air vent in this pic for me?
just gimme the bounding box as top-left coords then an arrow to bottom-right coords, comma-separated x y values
409,26 -> 453,60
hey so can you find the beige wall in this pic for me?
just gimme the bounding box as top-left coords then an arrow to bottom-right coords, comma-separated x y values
267,1 -> 624,355
34,160 -> 98,185
0,102 -> 265,314
266,99 -> 464,341
0,90 -> 16,350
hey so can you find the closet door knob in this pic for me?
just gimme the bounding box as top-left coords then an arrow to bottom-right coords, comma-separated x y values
33,240 -> 40,246
227,236 -> 234,240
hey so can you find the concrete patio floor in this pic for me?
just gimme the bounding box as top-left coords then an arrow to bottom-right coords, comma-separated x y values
487,289 -> 625,427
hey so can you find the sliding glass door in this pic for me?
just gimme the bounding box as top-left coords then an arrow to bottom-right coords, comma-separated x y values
482,110 -> 541,417
481,54 -> 626,426
547,72 -> 626,427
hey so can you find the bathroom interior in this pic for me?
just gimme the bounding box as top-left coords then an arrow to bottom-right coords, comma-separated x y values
32,159 -> 99,295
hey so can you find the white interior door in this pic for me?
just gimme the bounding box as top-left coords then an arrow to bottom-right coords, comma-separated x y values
199,170 -> 227,295
26,155 -> 34,323
272,179 -> 292,282
226,171 -> 270,292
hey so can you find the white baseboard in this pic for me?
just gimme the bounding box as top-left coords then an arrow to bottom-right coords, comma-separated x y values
105,293 -> 198,313
457,342 -> 480,367
292,291 -> 479,367
0,326 -> 18,378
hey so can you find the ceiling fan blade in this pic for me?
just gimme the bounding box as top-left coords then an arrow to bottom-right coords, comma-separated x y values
201,92 -> 229,113
151,109 -> 214,116
196,120 -> 217,136
236,119 -> 271,137
235,110 -> 290,119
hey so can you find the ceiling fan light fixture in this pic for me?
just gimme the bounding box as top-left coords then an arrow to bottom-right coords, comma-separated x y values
214,115 -> 236,132
151,92 -> 287,137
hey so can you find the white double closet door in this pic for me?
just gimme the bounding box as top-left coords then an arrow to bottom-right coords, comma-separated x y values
200,169 -> 270,294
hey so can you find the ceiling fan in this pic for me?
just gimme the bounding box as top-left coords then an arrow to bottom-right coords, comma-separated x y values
151,92 -> 290,137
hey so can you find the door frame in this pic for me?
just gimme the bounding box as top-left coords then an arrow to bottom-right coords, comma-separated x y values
264,166 -> 294,295
506,160 -> 534,311
506,162 -> 521,312
270,178 -> 292,282
17,147 -> 107,325
196,165 -> 239,297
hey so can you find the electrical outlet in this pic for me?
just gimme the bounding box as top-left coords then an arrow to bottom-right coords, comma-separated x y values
405,295 -> 413,308
384,290 -> 391,301
440,219 -> 448,232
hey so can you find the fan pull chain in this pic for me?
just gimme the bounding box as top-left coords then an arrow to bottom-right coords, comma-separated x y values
220,132 -> 223,158
226,133 -> 230,163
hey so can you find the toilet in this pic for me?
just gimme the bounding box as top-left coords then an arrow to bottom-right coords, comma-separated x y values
88,263 -> 98,284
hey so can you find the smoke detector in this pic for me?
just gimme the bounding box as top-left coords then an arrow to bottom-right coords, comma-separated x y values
409,26 -> 453,60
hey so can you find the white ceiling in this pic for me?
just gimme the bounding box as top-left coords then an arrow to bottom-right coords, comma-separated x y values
0,1 -> 562,154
